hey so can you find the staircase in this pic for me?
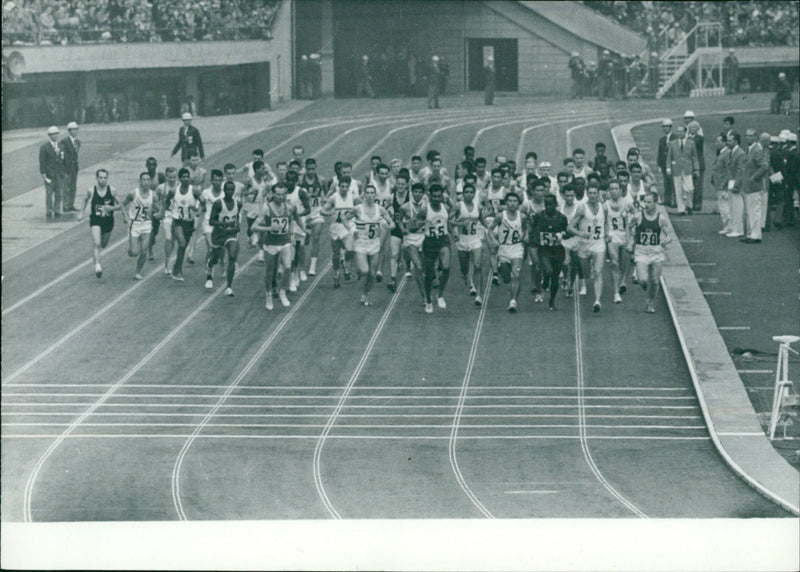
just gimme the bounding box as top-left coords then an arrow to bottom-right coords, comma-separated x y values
654,22 -> 724,99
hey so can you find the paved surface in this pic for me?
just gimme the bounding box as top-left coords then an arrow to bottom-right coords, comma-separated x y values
614,113 -> 800,515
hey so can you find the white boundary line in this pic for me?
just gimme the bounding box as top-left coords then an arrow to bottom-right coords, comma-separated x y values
20,253 -> 261,523
3,412 -> 704,420
312,276 -> 408,519
1,393 -> 698,400
2,403 -> 701,410
4,434 -> 712,441
2,383 -> 693,390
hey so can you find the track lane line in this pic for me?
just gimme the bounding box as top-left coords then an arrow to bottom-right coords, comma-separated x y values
20,253 -> 261,522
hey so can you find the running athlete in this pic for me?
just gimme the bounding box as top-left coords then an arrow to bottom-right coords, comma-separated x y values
155,167 -> 179,274
165,168 -> 200,282
408,155 -> 425,185
628,191 -> 671,313
372,163 -> 394,283
532,194 -> 570,310
239,148 -> 277,183
251,183 -> 304,310
206,181 -> 242,296
298,157 -> 327,276
144,157 -> 166,260
223,163 -> 247,204
484,167 -> 508,285
451,183 -> 492,307
411,184 -> 451,314
604,179 -> 636,303
332,162 -> 362,198
121,172 -> 158,279
400,182 -> 428,304
319,176 -> 359,288
352,185 -> 395,305
386,173 -> 410,292
243,160 -> 273,257
489,192 -> 527,313
559,185 -> 582,297
568,182 -> 606,312
184,153 -> 207,265
77,168 -> 120,278
521,178 -> 546,302
198,170 -> 225,271
285,170 -> 311,292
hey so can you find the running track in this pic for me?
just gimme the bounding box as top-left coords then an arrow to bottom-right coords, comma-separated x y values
1,98 -> 791,524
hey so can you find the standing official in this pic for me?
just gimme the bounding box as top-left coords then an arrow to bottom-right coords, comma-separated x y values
725,132 -> 747,238
657,118 -> 675,206
170,112 -> 204,165
61,121 -> 81,212
740,129 -> 770,243
483,56 -> 495,106
710,135 -> 732,234
666,124 -> 699,215
39,125 -> 66,221
426,55 -> 442,109
724,49 -> 739,94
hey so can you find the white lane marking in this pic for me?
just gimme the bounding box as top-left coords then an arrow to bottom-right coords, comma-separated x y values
3,412 -> 704,420
736,370 -> 773,374
4,422 -> 709,430
2,237 -> 128,316
3,265 -> 162,386
565,119 -> 612,156
719,326 -> 750,331
505,490 -> 559,494
312,276 -> 408,520
679,239 -> 704,243
171,263 -> 332,521
696,277 -> 719,284
3,434 -> 713,441
3,403 -> 701,410
573,271 -> 647,519
2,383 -> 694,390
1,393 -> 698,400
20,254 -> 260,523
702,291 -> 732,296
716,432 -> 767,436
690,262 -> 716,266
448,280 -> 495,518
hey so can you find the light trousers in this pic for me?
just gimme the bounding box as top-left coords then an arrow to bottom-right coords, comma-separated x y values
744,192 -> 763,240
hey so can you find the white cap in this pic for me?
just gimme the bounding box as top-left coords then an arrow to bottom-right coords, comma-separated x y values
538,161 -> 551,168
181,112 -> 192,120
47,125 -> 59,134
771,136 -> 780,143
432,55 -> 440,61
603,50 -> 610,55
683,110 -> 695,118
487,55 -> 493,61
661,118 -> 673,126
571,51 -> 579,57
778,72 -> 786,78
787,133 -> 798,143
67,121 -> 78,130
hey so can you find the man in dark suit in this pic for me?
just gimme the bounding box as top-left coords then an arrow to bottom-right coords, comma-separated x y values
426,55 -> 442,109
666,124 -> 699,215
39,125 -> 66,220
740,128 -> 770,242
61,121 -> 81,212
657,118 -> 676,206
170,112 -> 204,165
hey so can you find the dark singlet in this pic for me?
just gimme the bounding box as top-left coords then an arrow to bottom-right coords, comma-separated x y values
299,173 -> 325,211
391,191 -> 409,238
534,211 -> 569,251
262,202 -> 292,246
635,212 -> 661,246
89,185 -> 116,227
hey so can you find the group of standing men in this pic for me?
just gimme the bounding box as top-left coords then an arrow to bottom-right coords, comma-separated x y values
297,54 -> 323,100
39,122 -> 81,220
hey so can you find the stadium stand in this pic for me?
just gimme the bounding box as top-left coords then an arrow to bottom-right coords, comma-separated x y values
2,0 -> 280,46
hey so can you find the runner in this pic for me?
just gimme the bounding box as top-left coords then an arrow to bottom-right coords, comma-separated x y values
451,182 -> 492,307
400,182 -> 428,304
77,168 -> 120,278
243,160 -> 273,261
206,180 -> 242,296
568,181 -> 606,312
489,191 -> 526,313
144,157 -> 166,260
251,182 -> 304,310
184,153 -> 207,265
371,163 -> 394,283
298,157 -> 327,276
352,185 -> 395,306
165,167 -> 200,282
485,167 -> 508,285
532,194 -> 569,310
386,173 -> 410,292
604,178 -> 636,303
199,170 -> 225,280
411,184 -> 451,314
559,184 -> 583,297
628,191 -> 671,313
155,167 -> 179,274
521,178 -> 546,302
121,172 -> 157,280
319,175 -> 358,288
285,169 -> 311,292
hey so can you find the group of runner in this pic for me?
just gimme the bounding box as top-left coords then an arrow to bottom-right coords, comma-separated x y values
78,143 -> 671,314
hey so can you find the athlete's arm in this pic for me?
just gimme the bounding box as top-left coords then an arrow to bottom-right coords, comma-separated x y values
250,213 -> 271,233
627,212 -> 640,251
408,205 -> 427,231
120,192 -> 135,224
209,200 -> 224,228
567,205 -> 588,238
297,188 -> 311,216
603,203 -> 612,242
290,204 -> 305,228
378,205 -> 395,230
76,188 -> 93,221
319,196 -> 337,217
658,215 -> 672,247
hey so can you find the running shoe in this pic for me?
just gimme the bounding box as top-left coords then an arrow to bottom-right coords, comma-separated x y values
205,279 -> 213,290
565,287 -> 573,298
474,295 -> 483,307
534,293 -> 544,303
508,299 -> 517,313
333,274 -> 341,288
225,287 -> 234,297
468,285 -> 478,297
492,273 -> 500,285
289,279 -> 298,293
343,270 -> 352,281
171,273 -> 184,282
614,293 -> 622,303
134,273 -> 143,280
148,252 -> 155,261
579,282 -> 587,296
619,284 -> 627,294
425,302 -> 434,314
404,271 -> 412,278
299,270 -> 308,282
279,290 -> 291,307
387,279 -> 397,293
257,250 -> 265,263
375,271 -> 383,283
360,295 -> 372,306
95,263 -> 103,279
265,295 -> 274,310
646,303 -> 655,313
548,301 -> 556,311
593,302 -> 601,313
437,297 -> 446,309
186,257 -> 195,265
308,268 -> 317,277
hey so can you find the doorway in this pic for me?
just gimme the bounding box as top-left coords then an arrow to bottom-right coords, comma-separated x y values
467,38 -> 518,92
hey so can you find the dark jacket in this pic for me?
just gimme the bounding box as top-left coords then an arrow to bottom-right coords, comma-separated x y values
171,124 -> 204,163
657,132 -> 674,171
39,140 -> 65,179
61,136 -> 80,175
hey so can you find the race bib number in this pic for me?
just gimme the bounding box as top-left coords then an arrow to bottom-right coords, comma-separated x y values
271,216 -> 289,234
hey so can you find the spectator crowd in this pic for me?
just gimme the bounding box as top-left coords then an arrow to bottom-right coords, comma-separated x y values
2,0 -> 280,46
583,1 -> 799,51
